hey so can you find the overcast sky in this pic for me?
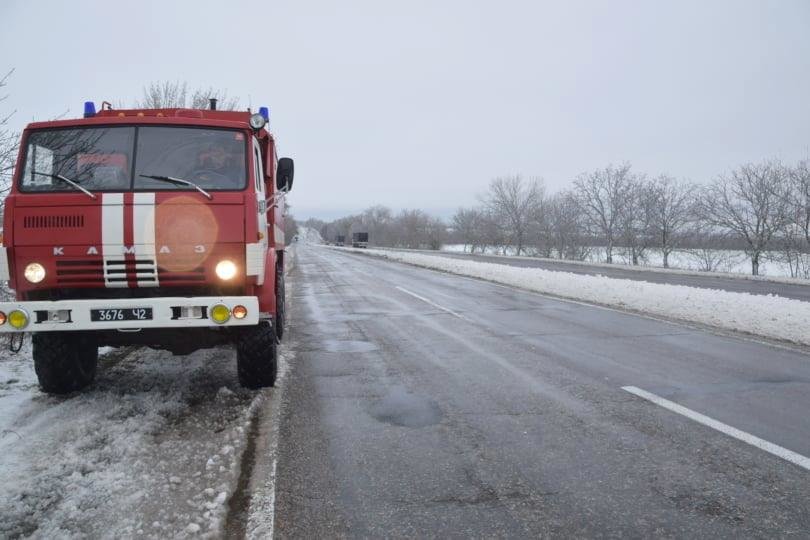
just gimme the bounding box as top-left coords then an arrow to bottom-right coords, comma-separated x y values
2,0 -> 809,220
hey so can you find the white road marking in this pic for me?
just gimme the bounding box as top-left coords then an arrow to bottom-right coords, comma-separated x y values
396,286 -> 470,321
622,385 -> 810,471
267,458 -> 277,540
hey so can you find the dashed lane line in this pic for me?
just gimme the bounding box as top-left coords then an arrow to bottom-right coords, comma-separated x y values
622,385 -> 810,472
395,286 -> 472,322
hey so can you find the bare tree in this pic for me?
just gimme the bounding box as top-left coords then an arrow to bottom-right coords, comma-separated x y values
648,175 -> 694,268
0,69 -> 18,198
684,222 -> 741,272
787,159 -> 810,248
574,163 -> 637,263
424,215 -> 447,250
770,220 -> 808,278
360,205 -> 394,247
618,178 -> 655,265
137,80 -> 240,110
700,160 -> 791,275
547,190 -> 588,260
283,202 -> 299,245
528,194 -> 553,258
481,175 -> 543,256
390,209 -> 446,249
767,160 -> 810,277
452,207 -> 487,253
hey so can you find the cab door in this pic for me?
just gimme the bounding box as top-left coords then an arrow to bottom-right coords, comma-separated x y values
252,137 -> 268,285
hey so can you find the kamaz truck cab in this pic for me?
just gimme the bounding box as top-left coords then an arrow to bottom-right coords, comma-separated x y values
0,101 -> 294,393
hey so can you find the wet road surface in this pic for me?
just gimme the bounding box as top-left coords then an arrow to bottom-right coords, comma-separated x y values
273,245 -> 810,537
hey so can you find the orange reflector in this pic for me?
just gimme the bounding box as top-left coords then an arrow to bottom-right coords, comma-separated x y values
0,311 -> 6,325
137,112 -> 144,117
258,231 -> 264,240
232,305 -> 248,319
117,112 -> 125,117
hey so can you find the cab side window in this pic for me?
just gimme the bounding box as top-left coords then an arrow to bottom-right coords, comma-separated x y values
252,138 -> 263,193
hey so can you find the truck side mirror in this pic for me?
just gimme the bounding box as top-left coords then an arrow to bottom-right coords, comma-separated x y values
277,157 -> 294,192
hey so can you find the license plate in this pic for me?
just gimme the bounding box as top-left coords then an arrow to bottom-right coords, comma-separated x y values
90,307 -> 153,322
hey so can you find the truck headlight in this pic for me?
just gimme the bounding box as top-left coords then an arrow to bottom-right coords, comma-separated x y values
24,262 -> 46,283
215,260 -> 237,280
249,113 -> 267,130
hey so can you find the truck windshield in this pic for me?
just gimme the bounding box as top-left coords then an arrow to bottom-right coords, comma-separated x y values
19,126 -> 247,193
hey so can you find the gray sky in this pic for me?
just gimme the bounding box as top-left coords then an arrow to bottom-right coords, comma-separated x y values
2,0 -> 809,220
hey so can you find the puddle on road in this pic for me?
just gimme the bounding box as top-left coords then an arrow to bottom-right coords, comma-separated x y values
370,386 -> 443,428
320,340 -> 379,353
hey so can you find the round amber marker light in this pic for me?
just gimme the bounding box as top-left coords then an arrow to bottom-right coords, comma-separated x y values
8,310 -> 28,329
232,305 -> 248,319
0,311 -> 6,325
210,304 -> 231,324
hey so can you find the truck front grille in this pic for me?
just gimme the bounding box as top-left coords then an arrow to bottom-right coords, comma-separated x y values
55,258 -> 205,286
103,258 -> 158,287
56,259 -> 103,284
24,215 -> 85,229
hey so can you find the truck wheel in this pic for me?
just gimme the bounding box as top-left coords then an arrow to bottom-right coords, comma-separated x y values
32,332 -> 98,394
275,270 -> 285,341
237,322 -> 278,388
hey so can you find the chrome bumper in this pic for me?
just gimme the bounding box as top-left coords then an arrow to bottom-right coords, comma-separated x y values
0,296 -> 260,332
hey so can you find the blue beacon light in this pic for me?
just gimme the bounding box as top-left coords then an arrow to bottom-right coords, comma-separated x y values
259,106 -> 270,124
83,101 -> 96,118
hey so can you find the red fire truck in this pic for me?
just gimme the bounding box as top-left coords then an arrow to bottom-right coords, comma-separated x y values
0,100 -> 293,393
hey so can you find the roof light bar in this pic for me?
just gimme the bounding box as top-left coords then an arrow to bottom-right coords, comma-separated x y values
83,101 -> 96,118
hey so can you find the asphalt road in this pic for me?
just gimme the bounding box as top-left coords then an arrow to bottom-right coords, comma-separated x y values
273,244 -> 810,537
386,249 -> 810,302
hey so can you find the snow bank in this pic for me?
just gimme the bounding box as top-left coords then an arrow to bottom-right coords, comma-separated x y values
412,245 -> 810,286
0,344 -> 288,539
442,243 -> 805,278
340,247 -> 810,347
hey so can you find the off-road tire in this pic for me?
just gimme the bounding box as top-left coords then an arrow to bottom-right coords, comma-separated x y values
275,270 -> 285,341
236,322 -> 278,388
32,332 -> 98,394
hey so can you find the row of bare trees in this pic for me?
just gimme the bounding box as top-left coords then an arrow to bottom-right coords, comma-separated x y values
451,159 -> 810,276
0,69 -> 18,199
304,206 -> 446,250
136,81 -> 240,111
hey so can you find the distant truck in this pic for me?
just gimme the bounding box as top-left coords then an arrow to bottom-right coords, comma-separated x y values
352,232 -> 369,248
335,234 -> 346,246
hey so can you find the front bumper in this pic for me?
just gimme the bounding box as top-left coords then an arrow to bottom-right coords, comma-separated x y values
0,296 -> 259,332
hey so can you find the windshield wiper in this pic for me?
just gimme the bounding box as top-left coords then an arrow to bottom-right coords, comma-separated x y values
139,174 -> 213,200
33,172 -> 96,199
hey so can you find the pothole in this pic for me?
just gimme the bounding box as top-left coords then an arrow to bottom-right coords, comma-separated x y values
370,386 -> 443,428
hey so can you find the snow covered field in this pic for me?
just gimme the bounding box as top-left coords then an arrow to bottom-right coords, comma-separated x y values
339,247 -> 810,347
442,244 -> 810,279
0,341 -> 288,539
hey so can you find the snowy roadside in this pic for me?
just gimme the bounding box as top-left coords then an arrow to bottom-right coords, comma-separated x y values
383,246 -> 810,287
0,341 -> 290,538
334,247 -> 810,348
